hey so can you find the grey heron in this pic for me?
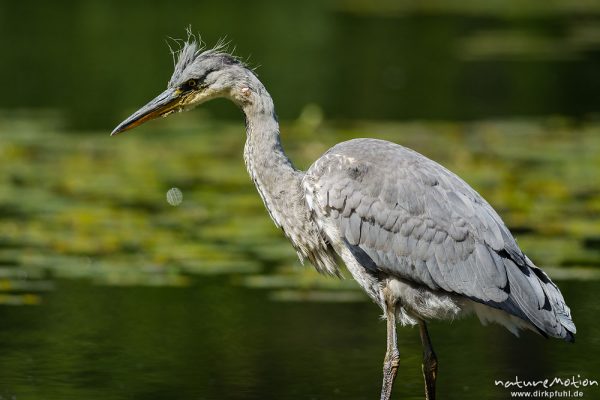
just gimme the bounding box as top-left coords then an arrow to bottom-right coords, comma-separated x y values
112,38 -> 576,400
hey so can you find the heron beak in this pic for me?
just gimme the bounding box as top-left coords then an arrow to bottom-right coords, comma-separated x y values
111,88 -> 182,136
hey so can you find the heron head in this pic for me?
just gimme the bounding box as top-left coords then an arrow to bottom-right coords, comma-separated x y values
111,39 -> 248,135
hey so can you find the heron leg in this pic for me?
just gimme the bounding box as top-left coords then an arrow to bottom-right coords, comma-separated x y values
380,303 -> 399,400
418,320 -> 438,400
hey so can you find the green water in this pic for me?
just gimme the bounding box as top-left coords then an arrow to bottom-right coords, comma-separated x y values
0,278 -> 598,400
2,1 -> 600,128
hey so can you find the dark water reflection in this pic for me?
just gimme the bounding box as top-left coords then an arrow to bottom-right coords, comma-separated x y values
0,278 -> 597,399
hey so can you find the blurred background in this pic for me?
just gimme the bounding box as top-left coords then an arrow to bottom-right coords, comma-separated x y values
0,1 -> 599,399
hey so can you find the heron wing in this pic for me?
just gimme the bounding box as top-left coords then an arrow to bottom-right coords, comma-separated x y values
303,138 -> 575,341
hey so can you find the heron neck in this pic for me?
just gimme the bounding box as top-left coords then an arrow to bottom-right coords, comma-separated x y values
237,80 -> 339,277
241,91 -> 302,230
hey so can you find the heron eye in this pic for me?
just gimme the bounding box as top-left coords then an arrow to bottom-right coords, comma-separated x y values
183,79 -> 198,90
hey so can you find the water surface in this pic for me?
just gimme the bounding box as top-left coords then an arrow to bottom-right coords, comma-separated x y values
0,278 -> 598,400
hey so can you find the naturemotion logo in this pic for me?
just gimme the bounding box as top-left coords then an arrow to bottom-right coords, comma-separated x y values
494,375 -> 598,398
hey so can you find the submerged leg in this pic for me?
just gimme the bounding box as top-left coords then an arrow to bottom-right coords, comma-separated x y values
418,320 -> 438,400
380,303 -> 399,400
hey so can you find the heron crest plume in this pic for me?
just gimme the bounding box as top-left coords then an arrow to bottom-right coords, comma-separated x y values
167,35 -> 246,88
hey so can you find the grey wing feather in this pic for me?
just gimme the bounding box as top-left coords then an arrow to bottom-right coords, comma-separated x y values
304,138 -> 575,341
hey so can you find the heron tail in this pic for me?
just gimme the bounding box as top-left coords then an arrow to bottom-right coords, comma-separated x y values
502,255 -> 576,342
